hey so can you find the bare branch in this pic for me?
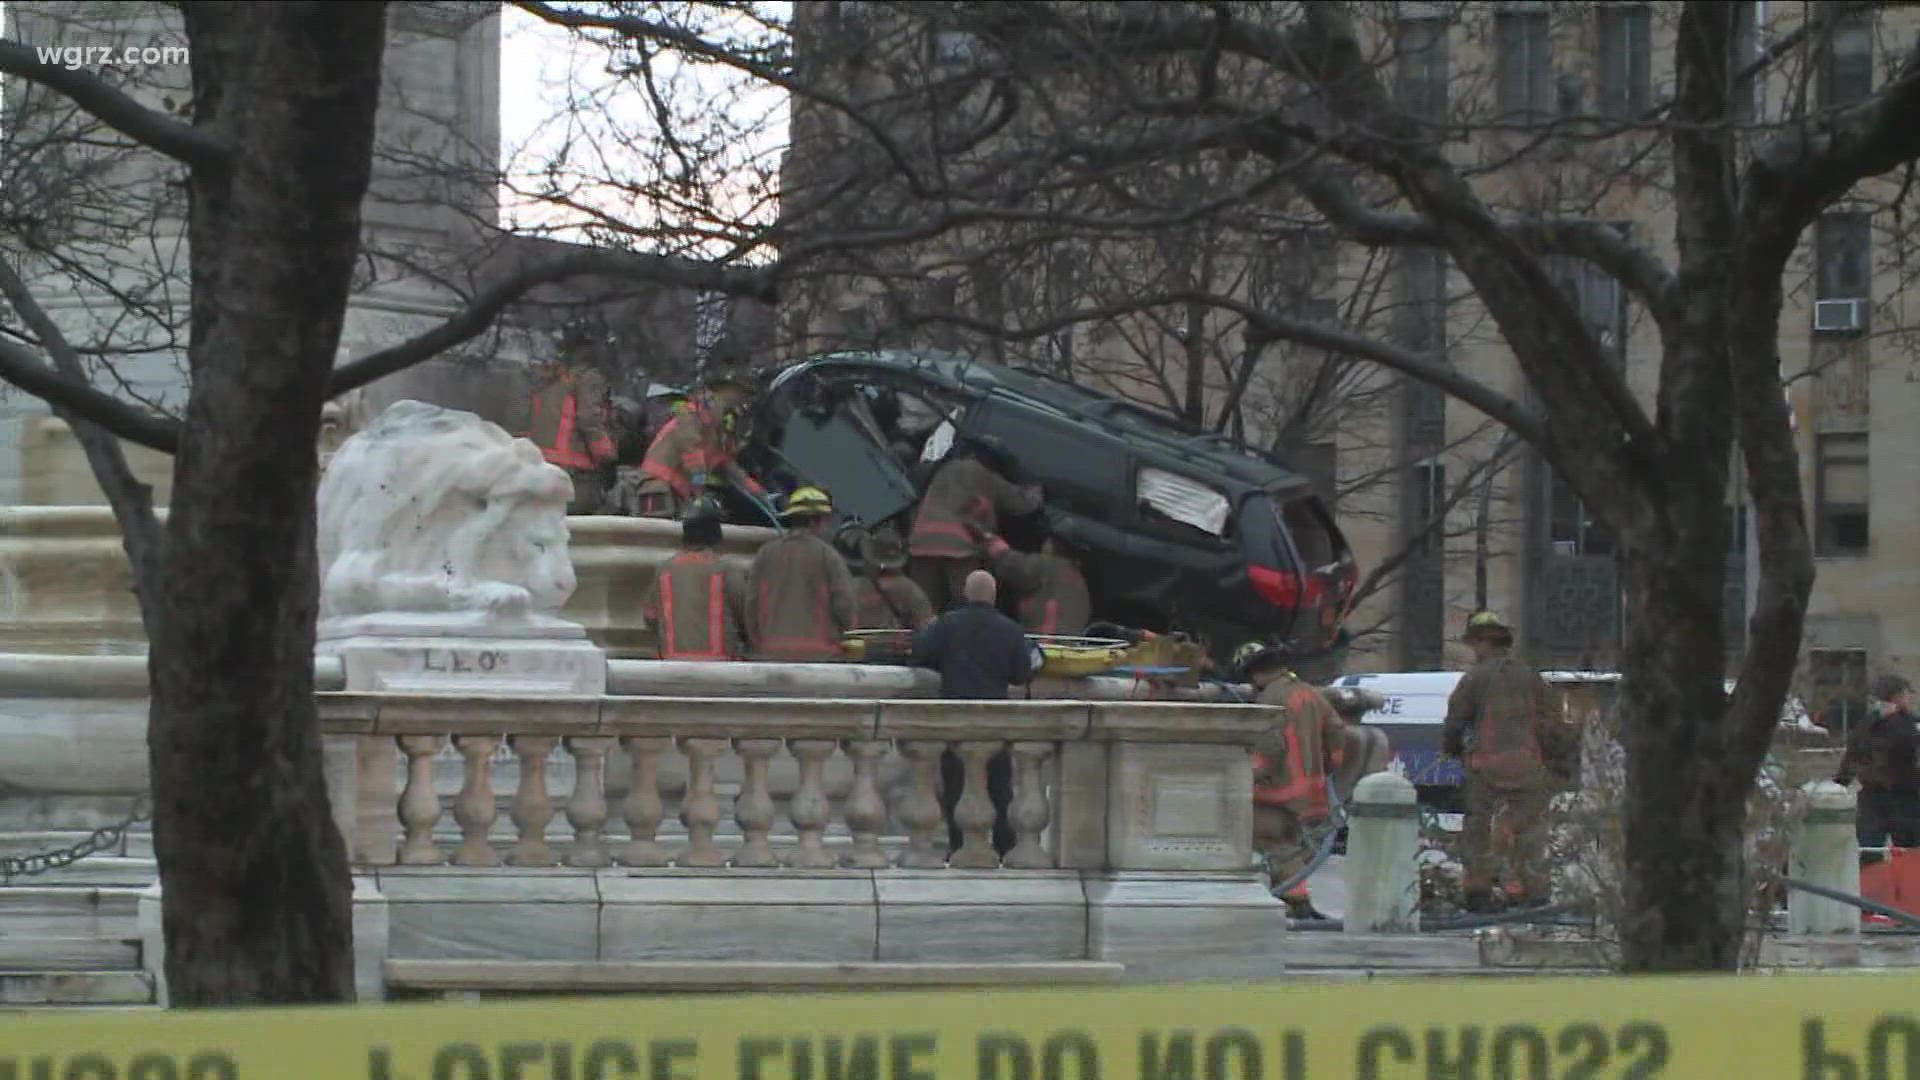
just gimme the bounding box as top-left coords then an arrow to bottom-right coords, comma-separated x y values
0,39 -> 227,168
904,287 -> 1548,448
0,333 -> 182,452
329,249 -> 775,398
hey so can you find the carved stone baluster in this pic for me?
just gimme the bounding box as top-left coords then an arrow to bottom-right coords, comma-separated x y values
563,736 -> 615,868
733,739 -> 783,867
452,735 -> 503,866
676,737 -> 728,866
507,736 -> 558,867
894,741 -> 947,869
840,740 -> 890,869
949,741 -> 1002,869
1003,741 -> 1057,869
397,735 -> 446,865
787,740 -> 838,869
619,736 -> 671,867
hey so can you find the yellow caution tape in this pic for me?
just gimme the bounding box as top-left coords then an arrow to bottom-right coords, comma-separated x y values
3,975 -> 1917,1078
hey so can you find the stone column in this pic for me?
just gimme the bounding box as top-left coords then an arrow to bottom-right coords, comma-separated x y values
1343,771 -> 1420,934
1789,781 -> 1860,936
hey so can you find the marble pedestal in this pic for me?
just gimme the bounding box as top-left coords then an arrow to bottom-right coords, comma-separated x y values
317,613 -> 608,696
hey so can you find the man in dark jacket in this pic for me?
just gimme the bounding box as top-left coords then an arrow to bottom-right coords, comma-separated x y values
1837,673 -> 1920,850
912,570 -> 1044,859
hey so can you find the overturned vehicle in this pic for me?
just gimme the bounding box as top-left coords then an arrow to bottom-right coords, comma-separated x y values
732,351 -> 1357,664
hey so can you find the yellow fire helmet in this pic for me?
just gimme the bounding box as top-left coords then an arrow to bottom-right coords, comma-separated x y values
1465,610 -> 1511,632
1231,639 -> 1289,681
781,485 -> 834,520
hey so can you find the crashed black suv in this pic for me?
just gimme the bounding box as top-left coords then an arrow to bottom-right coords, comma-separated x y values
735,350 -> 1357,662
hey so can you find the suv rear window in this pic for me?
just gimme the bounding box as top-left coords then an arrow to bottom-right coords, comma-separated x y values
1284,498 -> 1338,570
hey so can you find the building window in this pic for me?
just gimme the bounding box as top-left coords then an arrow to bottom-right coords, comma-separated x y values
1808,647 -> 1869,738
1396,16 -> 1450,129
1821,11 -> 1874,108
1549,473 -> 1612,557
1399,249 -> 1447,353
1814,432 -> 1869,555
1410,460 -> 1447,556
1550,255 -> 1626,365
1816,212 -> 1871,301
1598,5 -> 1652,119
1731,1 -> 1762,122
1495,10 -> 1552,120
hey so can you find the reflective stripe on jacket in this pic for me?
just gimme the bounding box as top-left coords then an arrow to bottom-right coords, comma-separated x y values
528,367 -> 616,471
746,532 -> 858,661
641,550 -> 748,661
636,401 -> 764,499
908,459 -> 1042,559
1251,675 -> 1343,822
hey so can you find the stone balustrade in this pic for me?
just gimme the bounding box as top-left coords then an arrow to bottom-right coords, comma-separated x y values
305,690 -> 1292,989
318,692 -> 1274,874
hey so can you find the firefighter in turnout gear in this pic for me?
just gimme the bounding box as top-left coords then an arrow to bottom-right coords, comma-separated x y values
1236,639 -> 1344,920
968,520 -> 1091,637
852,527 -> 935,631
1443,610 -> 1558,912
630,370 -> 765,518
526,360 -> 618,512
907,437 -> 1042,610
746,486 -> 859,661
640,498 -> 749,661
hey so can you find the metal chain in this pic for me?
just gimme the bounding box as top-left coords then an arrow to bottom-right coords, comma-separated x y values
0,797 -> 151,884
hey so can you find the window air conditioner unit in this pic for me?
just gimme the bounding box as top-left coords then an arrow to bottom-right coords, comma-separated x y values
1814,298 -> 1865,334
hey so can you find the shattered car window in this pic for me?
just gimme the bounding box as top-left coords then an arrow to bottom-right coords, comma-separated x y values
1137,467 -> 1230,536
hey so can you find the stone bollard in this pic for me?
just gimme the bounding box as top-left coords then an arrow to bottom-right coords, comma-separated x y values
1789,781 -> 1860,936
1344,771 -> 1420,934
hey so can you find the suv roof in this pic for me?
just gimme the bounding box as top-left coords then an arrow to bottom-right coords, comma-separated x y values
781,350 -> 1314,497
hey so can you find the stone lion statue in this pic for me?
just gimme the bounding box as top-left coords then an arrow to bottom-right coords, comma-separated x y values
317,400 -> 577,623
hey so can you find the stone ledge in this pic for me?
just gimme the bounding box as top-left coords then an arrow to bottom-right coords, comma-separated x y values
384,959 -> 1126,996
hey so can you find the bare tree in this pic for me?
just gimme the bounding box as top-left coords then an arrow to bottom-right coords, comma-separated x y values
747,0 -> 1920,970
0,2 -> 776,1003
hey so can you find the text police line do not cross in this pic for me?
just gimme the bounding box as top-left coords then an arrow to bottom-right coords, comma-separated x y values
4,979 -> 1920,1078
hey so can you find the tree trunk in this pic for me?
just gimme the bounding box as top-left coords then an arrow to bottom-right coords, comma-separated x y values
147,3 -> 386,1005
1615,495 -> 1752,971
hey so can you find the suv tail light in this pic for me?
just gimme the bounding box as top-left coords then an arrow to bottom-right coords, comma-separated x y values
1248,564 -> 1300,608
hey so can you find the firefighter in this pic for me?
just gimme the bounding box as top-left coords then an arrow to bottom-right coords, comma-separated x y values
1235,638 -> 1344,920
968,522 -> 1091,637
1322,686 -> 1393,806
1442,610 -> 1557,912
907,436 -> 1042,610
526,360 -> 618,513
640,498 -> 749,661
630,371 -> 764,519
746,485 -> 859,661
853,526 -> 935,631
